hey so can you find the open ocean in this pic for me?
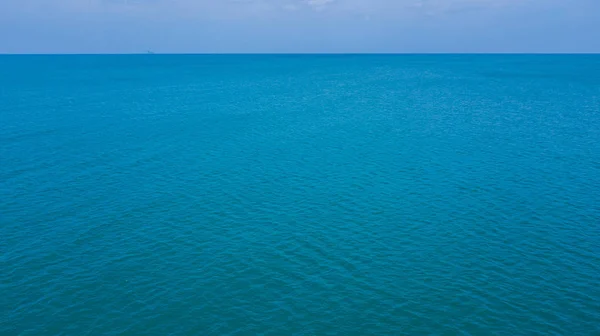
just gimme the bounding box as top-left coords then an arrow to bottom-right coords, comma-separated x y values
1,55 -> 599,335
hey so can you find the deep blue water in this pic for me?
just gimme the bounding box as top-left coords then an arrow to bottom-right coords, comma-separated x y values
1,55 -> 599,335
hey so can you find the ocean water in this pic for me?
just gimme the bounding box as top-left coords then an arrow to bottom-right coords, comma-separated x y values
1,54 -> 599,335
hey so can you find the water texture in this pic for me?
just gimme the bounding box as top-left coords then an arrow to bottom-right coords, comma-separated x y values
1,55 -> 599,335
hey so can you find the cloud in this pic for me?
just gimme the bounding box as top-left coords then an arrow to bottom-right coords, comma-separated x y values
0,0 -> 523,17
306,0 -> 336,10
0,0 -> 595,31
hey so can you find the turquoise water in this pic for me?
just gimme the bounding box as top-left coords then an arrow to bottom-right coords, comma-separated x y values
1,55 -> 599,335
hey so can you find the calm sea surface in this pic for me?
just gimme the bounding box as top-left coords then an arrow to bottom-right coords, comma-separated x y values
1,55 -> 599,335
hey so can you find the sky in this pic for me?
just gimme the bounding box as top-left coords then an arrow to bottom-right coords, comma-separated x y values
0,0 -> 599,53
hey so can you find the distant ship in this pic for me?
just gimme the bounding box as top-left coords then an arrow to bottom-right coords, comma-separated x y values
147,50 -> 155,54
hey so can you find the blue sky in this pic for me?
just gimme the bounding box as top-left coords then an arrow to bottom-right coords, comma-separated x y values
0,0 -> 599,53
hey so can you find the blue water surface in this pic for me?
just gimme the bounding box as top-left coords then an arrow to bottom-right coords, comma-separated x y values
1,55 -> 599,335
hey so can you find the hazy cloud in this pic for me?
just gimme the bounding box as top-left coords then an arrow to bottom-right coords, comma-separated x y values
0,0 -> 529,16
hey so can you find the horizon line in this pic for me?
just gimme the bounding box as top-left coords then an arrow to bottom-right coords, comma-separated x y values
1,52 -> 600,56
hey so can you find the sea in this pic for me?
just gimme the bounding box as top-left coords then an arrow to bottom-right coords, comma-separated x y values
1,55 -> 599,335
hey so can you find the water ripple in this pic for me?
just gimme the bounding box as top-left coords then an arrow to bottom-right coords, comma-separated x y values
2,55 -> 600,335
